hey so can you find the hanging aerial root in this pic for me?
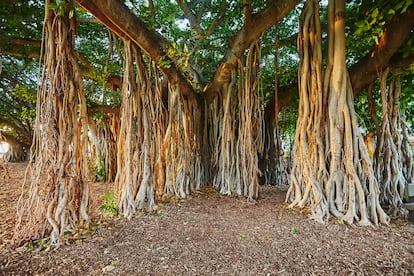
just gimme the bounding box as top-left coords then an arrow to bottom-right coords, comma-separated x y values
115,40 -> 156,218
14,1 -> 90,246
286,0 -> 329,223
115,40 -> 206,218
375,70 -> 409,218
210,41 -> 264,200
287,0 -> 389,225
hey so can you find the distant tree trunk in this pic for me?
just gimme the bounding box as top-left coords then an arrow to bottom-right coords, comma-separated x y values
0,133 -> 28,162
375,71 -> 412,217
259,112 -> 290,186
401,120 -> 414,188
259,111 -> 278,185
88,113 -> 119,182
14,0 -> 90,246
211,41 -> 264,200
287,0 -> 389,225
259,45 -> 290,187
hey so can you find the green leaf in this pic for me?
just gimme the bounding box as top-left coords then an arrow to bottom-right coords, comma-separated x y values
355,20 -> 366,28
111,259 -> 121,266
47,3 -> 58,10
395,1 -> 404,10
401,0 -> 413,13
290,228 -> 297,235
371,8 -> 378,18
354,28 -> 364,36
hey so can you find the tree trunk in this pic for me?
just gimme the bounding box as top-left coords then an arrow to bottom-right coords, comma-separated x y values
88,113 -> 119,182
211,41 -> 264,200
0,133 -> 28,162
162,78 -> 205,199
14,0 -> 90,246
287,0 -> 389,225
115,40 -> 155,218
375,71 -> 412,217
115,40 -> 206,218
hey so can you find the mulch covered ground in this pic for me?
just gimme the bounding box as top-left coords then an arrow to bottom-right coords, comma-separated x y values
0,163 -> 413,275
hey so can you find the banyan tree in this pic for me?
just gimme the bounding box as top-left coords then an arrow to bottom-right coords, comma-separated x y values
6,0 -> 413,245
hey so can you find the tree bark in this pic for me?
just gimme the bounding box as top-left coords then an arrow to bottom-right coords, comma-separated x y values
211,41 -> 264,200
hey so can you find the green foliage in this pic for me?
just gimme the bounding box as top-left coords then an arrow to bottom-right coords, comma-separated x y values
166,42 -> 190,71
99,191 -> 119,216
353,0 -> 413,46
277,106 -> 299,138
157,55 -> 172,69
92,111 -> 105,126
354,70 -> 414,134
111,259 -> 121,266
10,84 -> 37,122
24,239 -> 49,251
157,211 -> 165,219
25,242 -> 35,251
12,84 -> 36,103
94,155 -> 106,182
95,156 -> 106,182
0,0 -> 413,158
48,0 -> 72,16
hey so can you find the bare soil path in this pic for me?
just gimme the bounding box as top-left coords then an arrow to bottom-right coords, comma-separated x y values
0,163 -> 413,275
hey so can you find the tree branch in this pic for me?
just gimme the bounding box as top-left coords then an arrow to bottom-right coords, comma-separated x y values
177,0 -> 203,39
0,118 -> 32,145
0,35 -> 123,91
87,104 -> 120,115
349,8 -> 414,93
204,0 -> 300,102
75,0 -> 197,101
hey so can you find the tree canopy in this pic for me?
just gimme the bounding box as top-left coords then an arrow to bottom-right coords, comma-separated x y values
0,0 -> 413,151
1,0 -> 413,142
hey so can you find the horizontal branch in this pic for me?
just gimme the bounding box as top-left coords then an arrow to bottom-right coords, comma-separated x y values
75,0 -> 198,101
204,0 -> 300,102
0,35 -> 123,91
349,8 -> 414,92
87,104 -> 120,115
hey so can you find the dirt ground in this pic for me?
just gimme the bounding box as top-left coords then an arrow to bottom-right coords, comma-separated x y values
0,163 -> 413,275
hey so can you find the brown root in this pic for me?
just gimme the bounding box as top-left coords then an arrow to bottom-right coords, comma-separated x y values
287,0 -> 389,225
211,41 -> 264,200
14,1 -> 90,246
375,71 -> 411,218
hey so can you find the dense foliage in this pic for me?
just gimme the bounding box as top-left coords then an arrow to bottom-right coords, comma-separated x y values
0,0 -> 413,153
